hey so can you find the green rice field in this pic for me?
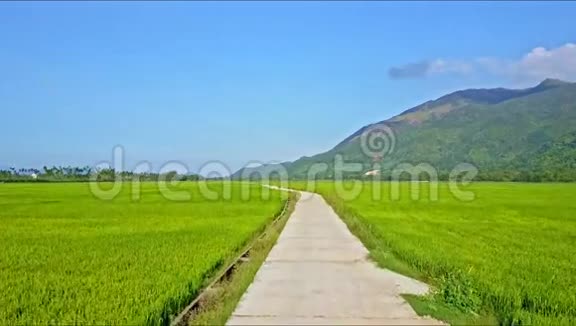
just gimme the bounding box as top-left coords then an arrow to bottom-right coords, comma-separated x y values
0,182 -> 285,324
290,181 -> 576,324
2,180 -> 575,324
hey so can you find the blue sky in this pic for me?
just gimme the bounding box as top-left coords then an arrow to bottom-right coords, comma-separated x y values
1,1 -> 575,174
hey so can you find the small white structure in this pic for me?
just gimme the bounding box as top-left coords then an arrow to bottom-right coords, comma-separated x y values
364,169 -> 380,176
30,173 -> 38,179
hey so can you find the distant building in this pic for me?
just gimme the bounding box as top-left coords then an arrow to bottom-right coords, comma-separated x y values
31,173 -> 38,179
364,169 -> 380,176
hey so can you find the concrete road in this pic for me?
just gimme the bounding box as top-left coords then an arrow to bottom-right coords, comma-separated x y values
227,190 -> 443,325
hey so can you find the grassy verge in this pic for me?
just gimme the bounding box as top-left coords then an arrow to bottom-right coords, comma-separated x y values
185,191 -> 298,325
402,294 -> 498,325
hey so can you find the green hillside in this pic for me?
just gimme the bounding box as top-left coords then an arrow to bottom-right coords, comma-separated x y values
234,79 -> 576,181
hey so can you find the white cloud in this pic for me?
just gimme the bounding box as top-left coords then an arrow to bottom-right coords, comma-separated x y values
512,43 -> 576,81
388,43 -> 576,83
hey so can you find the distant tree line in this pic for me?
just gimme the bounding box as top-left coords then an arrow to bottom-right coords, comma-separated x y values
0,166 -> 202,183
473,169 -> 576,183
276,169 -> 576,183
2,165 -> 574,183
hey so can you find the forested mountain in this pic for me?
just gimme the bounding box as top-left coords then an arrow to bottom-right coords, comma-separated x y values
234,79 -> 576,181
